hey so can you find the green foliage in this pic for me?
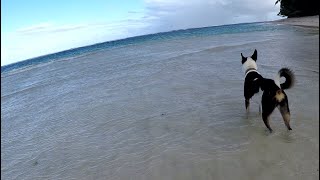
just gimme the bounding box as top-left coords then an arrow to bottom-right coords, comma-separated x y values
275,0 -> 319,17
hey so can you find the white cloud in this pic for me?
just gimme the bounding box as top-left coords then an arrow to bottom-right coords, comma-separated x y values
143,0 -> 282,32
16,23 -> 53,34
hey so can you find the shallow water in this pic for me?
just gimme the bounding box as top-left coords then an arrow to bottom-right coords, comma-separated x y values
1,24 -> 319,180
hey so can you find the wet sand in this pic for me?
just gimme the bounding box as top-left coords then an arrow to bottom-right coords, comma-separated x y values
272,15 -> 319,28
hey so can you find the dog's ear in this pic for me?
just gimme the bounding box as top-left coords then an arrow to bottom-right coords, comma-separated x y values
251,49 -> 257,61
241,53 -> 246,64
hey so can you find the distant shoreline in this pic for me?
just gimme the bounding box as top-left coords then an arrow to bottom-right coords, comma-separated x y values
271,15 -> 319,28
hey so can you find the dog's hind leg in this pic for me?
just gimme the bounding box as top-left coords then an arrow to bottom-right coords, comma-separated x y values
262,111 -> 274,133
278,98 -> 292,130
262,94 -> 276,132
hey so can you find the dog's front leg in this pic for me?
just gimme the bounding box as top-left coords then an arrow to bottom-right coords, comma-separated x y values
245,99 -> 250,113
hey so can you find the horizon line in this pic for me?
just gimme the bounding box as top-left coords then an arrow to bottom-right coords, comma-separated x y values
2,19 -> 283,68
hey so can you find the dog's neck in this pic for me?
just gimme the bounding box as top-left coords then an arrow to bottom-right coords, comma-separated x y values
244,68 -> 259,77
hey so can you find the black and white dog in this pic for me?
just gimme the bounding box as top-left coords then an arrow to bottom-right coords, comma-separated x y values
241,49 -> 295,132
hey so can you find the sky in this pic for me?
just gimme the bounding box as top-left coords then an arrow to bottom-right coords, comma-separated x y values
1,0 -> 282,66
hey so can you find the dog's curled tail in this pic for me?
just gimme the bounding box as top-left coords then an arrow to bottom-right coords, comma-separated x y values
274,68 -> 295,90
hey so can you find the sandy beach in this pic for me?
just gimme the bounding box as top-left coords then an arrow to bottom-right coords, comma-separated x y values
2,21 -> 319,180
273,15 -> 319,28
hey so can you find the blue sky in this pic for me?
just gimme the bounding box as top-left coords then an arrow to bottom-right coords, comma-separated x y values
1,0 -> 282,66
2,0 -> 145,32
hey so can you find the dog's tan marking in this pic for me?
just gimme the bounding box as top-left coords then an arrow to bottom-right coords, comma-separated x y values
283,113 -> 290,123
278,105 -> 292,130
275,90 -> 285,102
282,112 -> 291,130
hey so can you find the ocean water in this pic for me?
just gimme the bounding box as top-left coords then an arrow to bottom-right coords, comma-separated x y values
1,23 -> 319,180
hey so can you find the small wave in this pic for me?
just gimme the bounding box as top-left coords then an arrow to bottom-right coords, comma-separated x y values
154,39 -> 276,62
